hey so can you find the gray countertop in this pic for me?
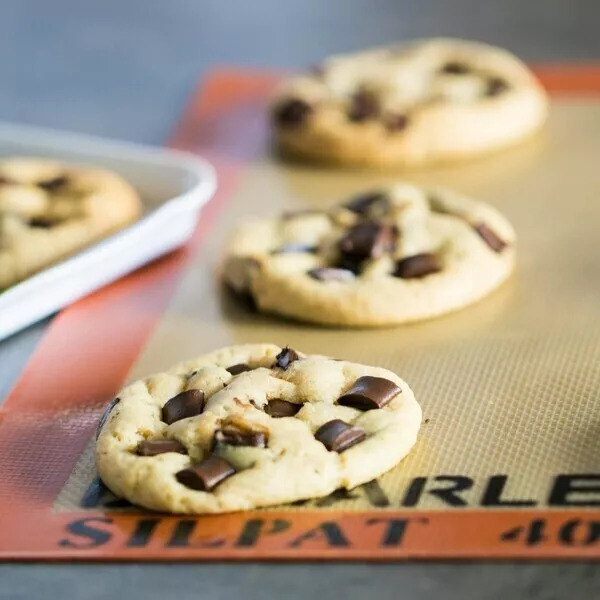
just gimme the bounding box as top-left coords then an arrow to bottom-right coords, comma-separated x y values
1,1 -> 599,598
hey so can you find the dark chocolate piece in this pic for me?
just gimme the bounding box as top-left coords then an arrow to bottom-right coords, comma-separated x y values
95,397 -> 120,440
265,398 -> 302,418
240,290 -> 258,311
136,440 -> 187,456
348,89 -> 380,121
473,222 -> 507,253
272,243 -> 317,254
384,113 -> 409,132
226,282 -> 259,312
226,363 -> 253,376
175,456 -> 235,491
213,428 -> 267,448
485,76 -> 509,97
339,220 -> 395,261
314,419 -> 366,453
161,389 -> 205,425
440,61 -> 471,75
28,216 -> 57,228
338,375 -> 401,410
308,267 -> 355,282
274,98 -> 313,126
393,253 -> 441,279
335,255 -> 364,275
344,191 -> 387,215
274,346 -> 299,370
37,175 -> 69,192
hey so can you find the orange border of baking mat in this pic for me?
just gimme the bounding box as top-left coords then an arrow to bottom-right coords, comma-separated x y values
1,66 -> 600,561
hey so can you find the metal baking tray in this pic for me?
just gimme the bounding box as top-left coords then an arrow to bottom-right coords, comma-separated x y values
0,122 -> 216,340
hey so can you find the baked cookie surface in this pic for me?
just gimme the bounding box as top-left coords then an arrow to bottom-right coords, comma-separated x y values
0,157 -> 142,289
224,184 -> 515,327
272,38 -> 548,167
95,343 -> 421,513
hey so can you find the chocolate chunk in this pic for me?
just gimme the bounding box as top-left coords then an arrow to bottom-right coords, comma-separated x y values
28,216 -> 57,228
226,363 -> 253,376
314,419 -> 366,453
0,175 -> 16,185
95,397 -> 120,440
136,440 -> 187,456
272,243 -> 317,254
274,346 -> 299,370
348,89 -> 380,121
384,114 -> 409,132
339,220 -> 395,261
485,76 -> 509,97
175,456 -> 235,491
308,267 -> 356,282
344,192 -> 387,215
274,98 -> 313,126
228,287 -> 258,312
335,255 -> 364,275
161,389 -> 205,425
440,61 -> 471,75
37,175 -> 69,192
393,253 -> 441,279
338,376 -> 401,410
265,398 -> 302,418
214,428 -> 267,448
473,222 -> 507,253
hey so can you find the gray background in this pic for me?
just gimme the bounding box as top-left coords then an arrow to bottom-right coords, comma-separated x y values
1,0 -> 599,598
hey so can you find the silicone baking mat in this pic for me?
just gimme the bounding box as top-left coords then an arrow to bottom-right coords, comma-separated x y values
1,67 -> 600,561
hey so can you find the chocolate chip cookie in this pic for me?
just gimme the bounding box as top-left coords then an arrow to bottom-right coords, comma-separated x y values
272,38 -> 548,167
0,157 -> 142,289
95,343 -> 421,513
224,183 -> 515,326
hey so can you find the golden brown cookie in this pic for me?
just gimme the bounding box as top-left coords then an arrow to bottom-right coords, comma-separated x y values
95,344 -> 421,513
272,38 -> 548,167
0,157 -> 141,289
224,183 -> 515,326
